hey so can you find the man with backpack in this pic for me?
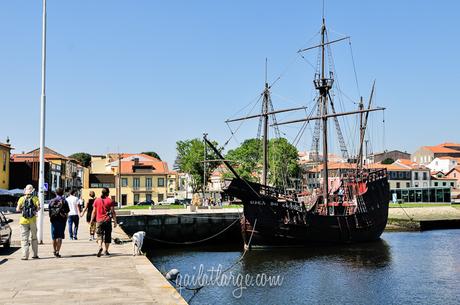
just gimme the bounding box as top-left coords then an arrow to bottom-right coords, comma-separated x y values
49,187 -> 70,258
16,184 -> 40,260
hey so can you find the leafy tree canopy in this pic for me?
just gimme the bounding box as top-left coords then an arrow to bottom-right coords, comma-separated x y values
175,138 -> 221,193
381,158 -> 395,164
69,152 -> 92,167
225,138 -> 262,182
225,137 -> 300,189
141,151 -> 161,160
268,138 -> 300,188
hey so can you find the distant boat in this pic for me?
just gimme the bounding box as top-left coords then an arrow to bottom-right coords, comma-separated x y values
205,16 -> 389,248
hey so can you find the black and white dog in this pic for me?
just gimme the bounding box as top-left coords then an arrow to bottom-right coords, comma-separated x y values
132,231 -> 146,256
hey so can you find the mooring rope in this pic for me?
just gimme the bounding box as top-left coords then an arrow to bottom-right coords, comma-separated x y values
144,216 -> 241,245
397,202 -> 414,222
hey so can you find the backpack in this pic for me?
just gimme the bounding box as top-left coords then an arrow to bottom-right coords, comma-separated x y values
49,198 -> 65,220
22,197 -> 37,219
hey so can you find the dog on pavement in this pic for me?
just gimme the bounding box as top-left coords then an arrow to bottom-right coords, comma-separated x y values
132,231 -> 146,256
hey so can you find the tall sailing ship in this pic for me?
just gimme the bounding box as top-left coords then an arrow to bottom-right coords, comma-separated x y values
205,17 -> 390,248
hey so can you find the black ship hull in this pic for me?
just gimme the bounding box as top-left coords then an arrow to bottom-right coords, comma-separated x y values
225,173 -> 390,248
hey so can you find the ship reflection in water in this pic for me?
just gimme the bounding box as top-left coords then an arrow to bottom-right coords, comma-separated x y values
149,230 -> 460,305
241,239 -> 391,271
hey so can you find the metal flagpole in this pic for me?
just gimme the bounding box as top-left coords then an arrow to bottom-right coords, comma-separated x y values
37,0 -> 47,244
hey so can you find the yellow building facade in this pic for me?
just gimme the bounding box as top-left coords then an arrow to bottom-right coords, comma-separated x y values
82,154 -> 178,205
0,143 -> 12,189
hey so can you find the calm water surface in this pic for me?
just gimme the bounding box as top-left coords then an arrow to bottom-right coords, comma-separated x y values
149,230 -> 460,305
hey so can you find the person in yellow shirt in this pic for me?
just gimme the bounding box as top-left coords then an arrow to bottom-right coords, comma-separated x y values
16,184 -> 40,260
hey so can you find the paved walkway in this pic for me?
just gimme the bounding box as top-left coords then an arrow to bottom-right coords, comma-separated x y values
388,206 -> 460,221
0,213 -> 187,305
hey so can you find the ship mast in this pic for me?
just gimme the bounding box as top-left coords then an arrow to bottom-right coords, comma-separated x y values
358,96 -> 364,169
315,18 -> 334,207
273,20 -> 385,206
225,62 -> 306,188
262,79 -> 269,186
357,81 -> 376,170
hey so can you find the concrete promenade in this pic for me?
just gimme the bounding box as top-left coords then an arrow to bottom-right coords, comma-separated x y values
0,213 -> 187,305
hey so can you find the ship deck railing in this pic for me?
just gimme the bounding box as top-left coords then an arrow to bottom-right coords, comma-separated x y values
341,168 -> 388,184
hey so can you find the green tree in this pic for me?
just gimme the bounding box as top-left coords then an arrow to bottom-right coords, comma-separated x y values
69,152 -> 91,167
268,138 -> 300,188
225,138 -> 262,182
141,151 -> 161,160
175,138 -> 221,193
381,158 -> 395,164
224,137 -> 299,189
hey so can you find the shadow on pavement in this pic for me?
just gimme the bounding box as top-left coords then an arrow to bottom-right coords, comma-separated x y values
0,246 -> 20,256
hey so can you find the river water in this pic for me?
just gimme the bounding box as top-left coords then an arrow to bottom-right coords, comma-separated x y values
149,230 -> 460,305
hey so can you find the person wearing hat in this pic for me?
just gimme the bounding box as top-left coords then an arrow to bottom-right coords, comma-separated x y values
16,184 -> 40,260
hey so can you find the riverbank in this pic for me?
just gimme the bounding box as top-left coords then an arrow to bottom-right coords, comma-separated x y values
0,213 -> 187,305
387,206 -> 460,231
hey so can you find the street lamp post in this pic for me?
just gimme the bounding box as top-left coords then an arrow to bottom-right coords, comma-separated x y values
203,133 -> 208,205
37,0 -> 47,244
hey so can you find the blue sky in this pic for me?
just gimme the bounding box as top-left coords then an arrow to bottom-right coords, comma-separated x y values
1,1 -> 459,166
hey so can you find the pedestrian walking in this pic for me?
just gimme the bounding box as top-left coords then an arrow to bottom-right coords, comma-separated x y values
90,188 -> 117,257
48,187 -> 70,258
80,191 -> 96,241
16,184 -> 40,260
78,195 -> 85,211
66,189 -> 80,240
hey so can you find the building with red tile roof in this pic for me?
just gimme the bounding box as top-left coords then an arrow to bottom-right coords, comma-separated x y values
10,147 -> 85,198
445,166 -> 460,189
84,153 -> 178,205
412,142 -> 460,164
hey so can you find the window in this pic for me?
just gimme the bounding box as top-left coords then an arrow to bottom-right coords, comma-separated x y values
146,194 -> 152,201
423,172 -> 427,180
434,182 -> 438,186
134,194 -> 140,204
398,172 -> 403,178
133,178 -> 140,190
454,173 -> 457,178
414,172 -> 419,180
443,182 -> 446,186
146,178 -> 152,189
121,178 -> 128,187
451,182 -> 454,187
158,193 -> 164,202
406,182 -> 410,188
396,182 -> 400,188
90,183 -> 115,188
158,178 -> 165,187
